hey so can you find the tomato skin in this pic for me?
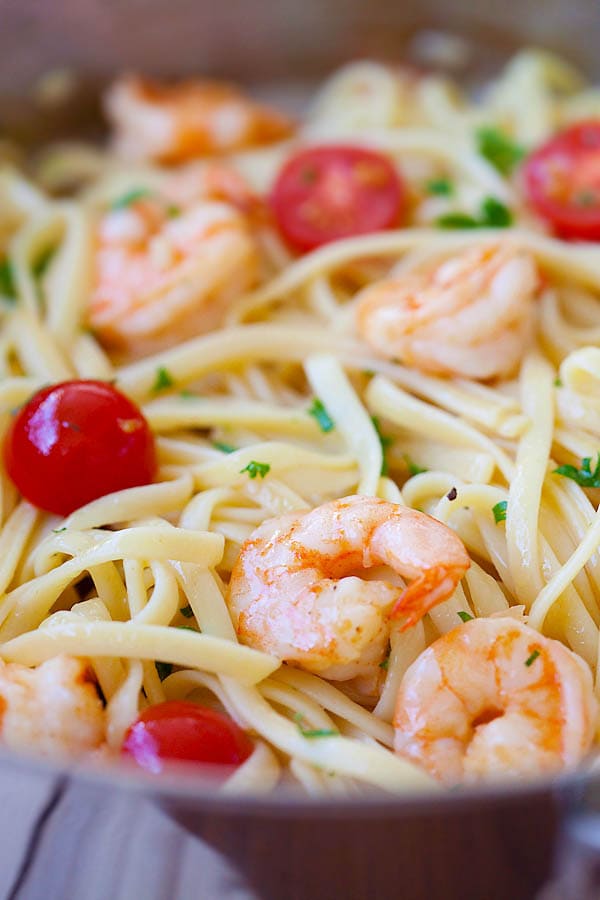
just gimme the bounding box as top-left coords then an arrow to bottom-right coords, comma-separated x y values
523,121 -> 600,240
4,380 -> 157,516
270,144 -> 405,251
122,701 -> 253,773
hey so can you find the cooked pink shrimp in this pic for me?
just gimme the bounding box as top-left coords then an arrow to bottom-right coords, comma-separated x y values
227,495 -> 470,680
0,655 -> 105,759
394,617 -> 597,785
105,75 -> 293,163
355,244 -> 539,379
89,190 -> 259,356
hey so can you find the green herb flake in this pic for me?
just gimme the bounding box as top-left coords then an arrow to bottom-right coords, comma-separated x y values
362,369 -> 375,377
492,500 -> 508,523
294,713 -> 338,739
480,195 -> 513,227
0,259 -> 16,300
379,656 -> 390,670
176,625 -> 196,632
308,397 -> 335,433
426,178 -> 453,196
240,460 -> 271,479
436,195 -> 512,230
476,127 -> 525,176
457,611 -> 474,623
52,526 -> 67,533
152,366 -> 174,392
371,416 -> 393,476
179,389 -> 195,399
404,455 -> 428,477
213,441 -> 236,454
156,661 -> 172,681
436,212 -> 479,229
33,247 -> 56,280
525,649 -> 540,667
554,454 -> 600,489
111,187 -> 153,210
180,605 -> 194,618
554,376 -> 563,388
167,204 -> 181,218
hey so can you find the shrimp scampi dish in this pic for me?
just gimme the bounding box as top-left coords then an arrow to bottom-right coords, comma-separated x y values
3,48 -> 600,795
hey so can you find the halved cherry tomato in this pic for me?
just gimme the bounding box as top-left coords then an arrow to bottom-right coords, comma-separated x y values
270,144 -> 405,251
122,701 -> 253,773
523,121 -> 600,240
4,380 -> 156,516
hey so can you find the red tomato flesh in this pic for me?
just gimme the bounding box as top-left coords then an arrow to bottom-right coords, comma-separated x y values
523,121 -> 600,240
122,701 -> 253,773
4,380 -> 157,516
270,144 -> 405,251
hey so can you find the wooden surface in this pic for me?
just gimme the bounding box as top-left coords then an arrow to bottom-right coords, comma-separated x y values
0,767 -> 255,900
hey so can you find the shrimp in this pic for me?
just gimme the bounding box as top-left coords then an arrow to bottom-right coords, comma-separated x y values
227,495 -> 470,680
355,244 -> 539,379
89,191 -> 259,357
394,616 -> 598,785
0,655 -> 105,759
105,75 -> 293,163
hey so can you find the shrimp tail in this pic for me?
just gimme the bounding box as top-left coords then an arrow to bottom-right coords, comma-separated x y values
390,565 -> 465,630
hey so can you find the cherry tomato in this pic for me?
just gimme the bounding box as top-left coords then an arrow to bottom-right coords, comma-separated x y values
122,701 -> 253,773
4,380 -> 157,516
270,144 -> 405,251
523,121 -> 600,239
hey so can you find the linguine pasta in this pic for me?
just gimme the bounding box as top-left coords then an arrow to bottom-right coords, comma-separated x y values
2,49 -> 600,794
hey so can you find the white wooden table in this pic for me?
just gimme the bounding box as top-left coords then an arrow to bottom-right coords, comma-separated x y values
0,767 -> 255,900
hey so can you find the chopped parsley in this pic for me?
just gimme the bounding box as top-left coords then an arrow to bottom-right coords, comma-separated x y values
492,500 -> 508,523
52,526 -> 67,533
152,366 -> 174,392
179,389 -> 194,399
476,127 -> 525,176
436,211 -> 479,229
371,416 -> 393,476
457,611 -> 473,623
379,656 -> 390,670
554,454 -> 600,488
167,204 -> 181,218
156,661 -> 172,681
308,397 -> 335,433
240,460 -> 271,479
404,455 -> 428,477
426,177 -> 453,196
176,625 -> 196,632
111,187 -> 153,210
294,713 -> 338,739
480,195 -> 512,227
437,196 -> 513,229
554,376 -> 563,388
525,649 -> 540,667
446,486 -> 458,501
180,605 -> 194,619
0,259 -> 16,299
33,247 -> 56,279
213,441 -> 236,454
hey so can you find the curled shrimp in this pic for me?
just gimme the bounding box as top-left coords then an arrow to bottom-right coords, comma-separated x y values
355,244 -> 539,380
89,187 -> 259,357
227,495 -> 470,680
105,75 -> 293,163
0,655 -> 105,759
394,616 -> 598,784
